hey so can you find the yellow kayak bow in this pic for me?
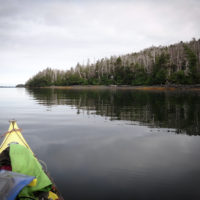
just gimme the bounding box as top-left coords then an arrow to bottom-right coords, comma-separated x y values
0,120 -> 33,154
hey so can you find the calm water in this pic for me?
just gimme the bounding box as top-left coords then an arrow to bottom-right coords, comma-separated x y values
0,88 -> 200,200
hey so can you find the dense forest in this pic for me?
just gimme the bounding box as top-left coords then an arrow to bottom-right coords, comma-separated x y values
25,38 -> 200,87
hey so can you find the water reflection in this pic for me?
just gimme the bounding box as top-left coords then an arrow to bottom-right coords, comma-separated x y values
26,88 -> 200,135
1,88 -> 200,200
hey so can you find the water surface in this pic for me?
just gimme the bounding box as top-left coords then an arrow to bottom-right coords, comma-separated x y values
0,88 -> 200,200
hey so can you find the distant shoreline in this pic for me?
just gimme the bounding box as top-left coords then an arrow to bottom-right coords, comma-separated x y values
0,86 -> 15,88
26,84 -> 200,91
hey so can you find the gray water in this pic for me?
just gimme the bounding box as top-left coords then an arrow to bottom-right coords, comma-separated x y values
0,88 -> 200,200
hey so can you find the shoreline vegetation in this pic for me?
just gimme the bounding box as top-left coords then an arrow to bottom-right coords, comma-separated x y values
25,38 -> 200,88
31,85 -> 200,91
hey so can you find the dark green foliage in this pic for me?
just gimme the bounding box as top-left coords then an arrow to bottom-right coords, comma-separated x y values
132,64 -> 148,85
155,69 -> 167,84
100,76 -> 113,85
26,76 -> 50,87
184,44 -> 197,73
123,66 -> 134,85
114,57 -> 123,84
183,44 -> 200,84
65,74 -> 85,85
16,84 -> 25,88
149,53 -> 169,85
169,70 -> 188,84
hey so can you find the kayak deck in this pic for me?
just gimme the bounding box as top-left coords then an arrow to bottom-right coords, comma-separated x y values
0,120 -> 64,200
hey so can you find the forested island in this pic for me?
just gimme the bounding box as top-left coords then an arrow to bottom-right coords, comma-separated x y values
25,38 -> 200,87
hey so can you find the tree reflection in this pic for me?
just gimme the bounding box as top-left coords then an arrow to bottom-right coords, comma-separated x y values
26,88 -> 200,135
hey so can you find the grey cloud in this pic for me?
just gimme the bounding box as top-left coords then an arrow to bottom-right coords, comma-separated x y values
0,0 -> 199,85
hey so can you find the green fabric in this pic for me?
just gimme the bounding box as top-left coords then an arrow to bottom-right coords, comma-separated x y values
9,144 -> 52,199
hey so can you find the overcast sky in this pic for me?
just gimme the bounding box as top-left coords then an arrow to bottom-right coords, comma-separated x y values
0,0 -> 199,85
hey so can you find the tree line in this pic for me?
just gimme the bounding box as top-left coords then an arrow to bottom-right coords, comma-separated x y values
25,38 -> 200,87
